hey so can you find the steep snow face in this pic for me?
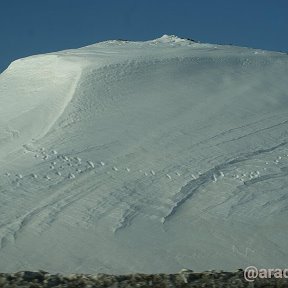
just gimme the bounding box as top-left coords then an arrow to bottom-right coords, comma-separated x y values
0,36 -> 288,273
0,55 -> 82,159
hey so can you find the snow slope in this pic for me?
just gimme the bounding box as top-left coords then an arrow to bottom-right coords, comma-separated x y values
0,35 -> 288,273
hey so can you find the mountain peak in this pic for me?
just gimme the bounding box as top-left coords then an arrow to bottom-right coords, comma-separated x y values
152,34 -> 193,44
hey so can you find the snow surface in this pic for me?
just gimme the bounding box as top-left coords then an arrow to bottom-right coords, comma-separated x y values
0,35 -> 288,273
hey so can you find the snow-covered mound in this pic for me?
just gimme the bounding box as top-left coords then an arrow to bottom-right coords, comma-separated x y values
0,35 -> 288,273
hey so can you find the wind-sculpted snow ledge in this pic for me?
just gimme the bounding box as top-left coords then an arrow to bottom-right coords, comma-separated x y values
0,269 -> 286,288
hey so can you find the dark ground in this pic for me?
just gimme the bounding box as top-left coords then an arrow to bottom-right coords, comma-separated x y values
0,269 -> 288,287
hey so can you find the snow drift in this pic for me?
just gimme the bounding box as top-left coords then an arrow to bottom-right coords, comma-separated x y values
0,35 -> 288,273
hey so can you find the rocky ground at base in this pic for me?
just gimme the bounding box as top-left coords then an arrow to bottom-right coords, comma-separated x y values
0,269 -> 288,288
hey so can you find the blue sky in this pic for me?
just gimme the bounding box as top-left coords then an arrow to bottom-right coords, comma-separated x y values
0,0 -> 287,72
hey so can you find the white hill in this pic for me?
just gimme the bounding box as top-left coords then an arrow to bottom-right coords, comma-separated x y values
0,35 -> 288,273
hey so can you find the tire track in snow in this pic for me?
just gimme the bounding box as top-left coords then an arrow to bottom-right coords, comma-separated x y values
0,167 -> 108,249
162,141 -> 288,224
0,162 -> 146,247
216,119 -> 288,146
